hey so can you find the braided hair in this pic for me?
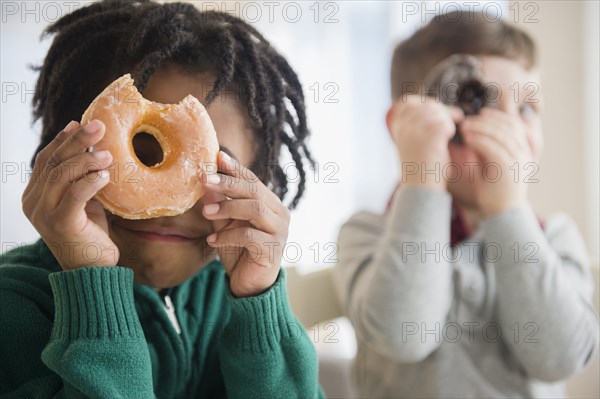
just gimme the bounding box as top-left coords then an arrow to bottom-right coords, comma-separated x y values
31,0 -> 313,209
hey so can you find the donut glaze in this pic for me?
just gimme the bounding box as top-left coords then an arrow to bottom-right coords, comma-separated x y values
81,74 -> 219,219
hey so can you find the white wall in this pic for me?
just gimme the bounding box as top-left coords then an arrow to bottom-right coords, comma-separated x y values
1,2 -> 54,249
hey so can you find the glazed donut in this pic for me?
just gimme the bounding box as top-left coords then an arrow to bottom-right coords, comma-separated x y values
81,73 -> 219,219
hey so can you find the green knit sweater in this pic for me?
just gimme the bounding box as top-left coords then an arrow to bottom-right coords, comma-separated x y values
0,239 -> 323,398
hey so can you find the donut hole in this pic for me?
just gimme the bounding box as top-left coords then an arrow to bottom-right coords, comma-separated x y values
132,132 -> 164,167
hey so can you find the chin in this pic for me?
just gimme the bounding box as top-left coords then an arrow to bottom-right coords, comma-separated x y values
128,249 -> 217,289
113,234 -> 218,289
132,261 -> 194,289
447,180 -> 480,210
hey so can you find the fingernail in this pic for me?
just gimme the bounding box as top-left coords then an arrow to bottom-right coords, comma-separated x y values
221,151 -> 231,162
206,233 -> 217,244
95,150 -> 111,161
99,170 -> 109,180
84,120 -> 101,134
205,174 -> 220,185
64,121 -> 79,132
204,203 -> 220,215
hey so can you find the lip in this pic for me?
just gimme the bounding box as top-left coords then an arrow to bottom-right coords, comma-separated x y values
119,225 -> 205,243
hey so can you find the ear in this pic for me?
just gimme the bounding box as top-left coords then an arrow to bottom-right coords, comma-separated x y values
385,104 -> 395,138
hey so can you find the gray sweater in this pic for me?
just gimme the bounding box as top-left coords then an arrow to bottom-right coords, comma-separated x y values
334,186 -> 598,398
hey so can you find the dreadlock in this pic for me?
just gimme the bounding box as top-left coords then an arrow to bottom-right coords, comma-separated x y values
31,0 -> 313,209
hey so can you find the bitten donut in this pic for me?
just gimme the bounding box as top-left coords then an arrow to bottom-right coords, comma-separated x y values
81,73 -> 219,219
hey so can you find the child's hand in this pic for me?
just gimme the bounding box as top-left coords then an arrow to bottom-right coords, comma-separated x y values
201,151 -> 289,298
388,95 -> 464,191
460,108 -> 532,216
22,120 -> 119,270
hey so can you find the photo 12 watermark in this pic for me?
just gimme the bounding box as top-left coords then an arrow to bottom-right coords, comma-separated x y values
1,1 -> 83,23
399,161 -> 540,185
192,1 -> 341,24
397,1 -> 539,24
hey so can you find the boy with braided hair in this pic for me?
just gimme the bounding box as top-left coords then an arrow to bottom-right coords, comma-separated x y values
0,1 -> 323,397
